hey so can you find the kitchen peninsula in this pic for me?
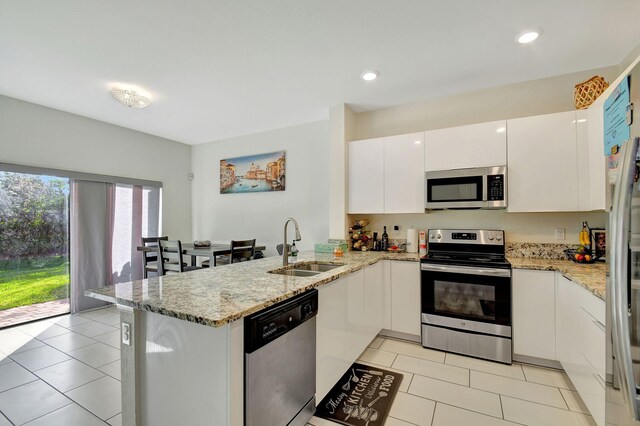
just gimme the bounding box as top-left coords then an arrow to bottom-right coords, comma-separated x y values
86,250 -> 417,425
86,250 -> 606,425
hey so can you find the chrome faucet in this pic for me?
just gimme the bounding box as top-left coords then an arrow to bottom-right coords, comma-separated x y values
283,217 -> 302,266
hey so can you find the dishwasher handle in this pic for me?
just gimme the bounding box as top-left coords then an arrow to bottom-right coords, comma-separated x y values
244,290 -> 318,353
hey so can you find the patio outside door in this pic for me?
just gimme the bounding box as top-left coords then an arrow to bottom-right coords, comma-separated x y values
0,171 -> 70,328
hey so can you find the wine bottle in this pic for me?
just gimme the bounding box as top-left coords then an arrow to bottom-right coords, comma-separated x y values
381,226 -> 389,251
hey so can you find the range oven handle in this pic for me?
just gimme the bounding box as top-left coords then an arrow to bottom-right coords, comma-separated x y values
420,263 -> 511,277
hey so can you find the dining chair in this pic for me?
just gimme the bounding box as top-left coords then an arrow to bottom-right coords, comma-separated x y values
202,239 -> 256,267
142,236 -> 168,278
157,240 -> 203,275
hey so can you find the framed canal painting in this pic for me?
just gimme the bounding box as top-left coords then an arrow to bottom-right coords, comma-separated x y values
220,151 -> 286,194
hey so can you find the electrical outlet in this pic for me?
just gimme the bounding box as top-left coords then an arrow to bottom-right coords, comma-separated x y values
122,322 -> 131,346
555,228 -> 566,240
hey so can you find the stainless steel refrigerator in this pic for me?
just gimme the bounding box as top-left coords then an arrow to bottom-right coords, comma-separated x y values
608,62 -> 640,426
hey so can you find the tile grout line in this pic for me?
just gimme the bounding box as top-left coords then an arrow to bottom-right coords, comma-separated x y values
0,375 -> 40,396
7,393 -> 74,425
499,393 -> 586,414
557,387 -> 572,411
19,400 -> 108,426
16,319 -> 122,388
429,402 -> 437,426
387,415 -> 419,426
405,370 -> 576,415
33,365 -> 108,394
469,368 -> 576,393
105,411 -> 122,423
8,353 -> 72,376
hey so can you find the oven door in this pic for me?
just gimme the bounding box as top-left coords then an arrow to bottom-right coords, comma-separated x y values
420,263 -> 511,337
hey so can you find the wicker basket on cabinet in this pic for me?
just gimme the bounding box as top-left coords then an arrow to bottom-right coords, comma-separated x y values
574,76 -> 609,109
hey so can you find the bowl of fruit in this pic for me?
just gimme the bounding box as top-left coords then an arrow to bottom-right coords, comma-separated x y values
564,247 -> 595,264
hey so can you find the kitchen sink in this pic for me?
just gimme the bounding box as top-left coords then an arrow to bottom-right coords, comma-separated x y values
291,263 -> 344,272
273,269 -> 321,277
268,262 -> 345,277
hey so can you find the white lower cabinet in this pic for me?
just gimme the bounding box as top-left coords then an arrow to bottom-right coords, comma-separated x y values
556,274 -> 605,426
316,263 -> 385,400
512,270 -> 556,360
390,261 -> 421,337
513,269 -> 605,425
316,275 -> 351,401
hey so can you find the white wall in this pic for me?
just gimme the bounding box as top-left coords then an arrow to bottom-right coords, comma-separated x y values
191,120 -> 330,256
0,95 -> 192,240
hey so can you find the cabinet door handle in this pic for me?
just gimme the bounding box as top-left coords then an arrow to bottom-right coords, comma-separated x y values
594,372 -> 605,389
580,306 -> 605,331
592,319 -> 606,332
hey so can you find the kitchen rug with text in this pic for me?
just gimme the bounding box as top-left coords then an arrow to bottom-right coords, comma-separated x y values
315,362 -> 403,426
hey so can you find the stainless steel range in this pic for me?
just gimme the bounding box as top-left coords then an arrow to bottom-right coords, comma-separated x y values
420,229 -> 512,364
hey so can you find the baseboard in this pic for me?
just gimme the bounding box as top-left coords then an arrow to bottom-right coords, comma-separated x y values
379,329 -> 421,343
513,354 -> 563,370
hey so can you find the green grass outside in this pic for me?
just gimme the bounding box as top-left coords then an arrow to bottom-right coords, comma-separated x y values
0,256 -> 69,311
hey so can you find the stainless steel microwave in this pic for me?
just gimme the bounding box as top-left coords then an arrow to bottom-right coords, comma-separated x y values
425,166 -> 507,209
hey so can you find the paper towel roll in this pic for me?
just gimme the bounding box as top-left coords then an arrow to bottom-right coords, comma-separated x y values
406,228 -> 419,253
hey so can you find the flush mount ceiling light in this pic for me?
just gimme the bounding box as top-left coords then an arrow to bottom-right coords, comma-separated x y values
109,84 -> 153,109
496,127 -> 506,133
517,30 -> 541,44
361,70 -> 379,81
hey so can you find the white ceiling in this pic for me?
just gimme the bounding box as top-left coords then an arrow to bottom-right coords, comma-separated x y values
1,0 -> 639,145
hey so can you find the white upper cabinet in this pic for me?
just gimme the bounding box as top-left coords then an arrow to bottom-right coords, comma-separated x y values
507,111 -> 579,212
348,138 -> 384,213
424,120 -> 507,171
384,132 -> 425,213
348,133 -> 425,214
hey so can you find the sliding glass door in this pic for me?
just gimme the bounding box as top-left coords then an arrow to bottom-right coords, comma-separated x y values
0,163 -> 162,323
0,171 -> 70,327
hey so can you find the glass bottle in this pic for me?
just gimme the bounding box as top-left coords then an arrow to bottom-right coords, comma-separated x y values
381,226 -> 389,251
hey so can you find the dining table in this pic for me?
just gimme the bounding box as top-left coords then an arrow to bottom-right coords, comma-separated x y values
137,242 -> 267,267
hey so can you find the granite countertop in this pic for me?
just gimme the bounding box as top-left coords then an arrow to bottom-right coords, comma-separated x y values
86,251 -> 420,328
86,249 -> 607,328
508,257 -> 607,301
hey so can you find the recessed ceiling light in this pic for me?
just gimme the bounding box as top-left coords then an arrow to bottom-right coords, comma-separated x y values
496,127 -> 506,133
517,30 -> 541,44
361,71 -> 379,81
109,84 -> 153,109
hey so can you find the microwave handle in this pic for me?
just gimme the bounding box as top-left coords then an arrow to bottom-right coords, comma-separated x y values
481,174 -> 488,202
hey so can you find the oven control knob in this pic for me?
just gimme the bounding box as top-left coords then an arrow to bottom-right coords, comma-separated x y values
496,234 -> 502,241
488,235 -> 494,241
430,233 -> 435,239
436,234 -> 442,240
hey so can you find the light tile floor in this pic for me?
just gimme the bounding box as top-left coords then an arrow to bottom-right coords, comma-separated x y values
0,305 -> 121,425
308,336 -> 597,426
1,309 -> 595,426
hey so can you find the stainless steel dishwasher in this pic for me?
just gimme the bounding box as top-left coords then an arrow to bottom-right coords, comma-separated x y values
244,290 -> 318,426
